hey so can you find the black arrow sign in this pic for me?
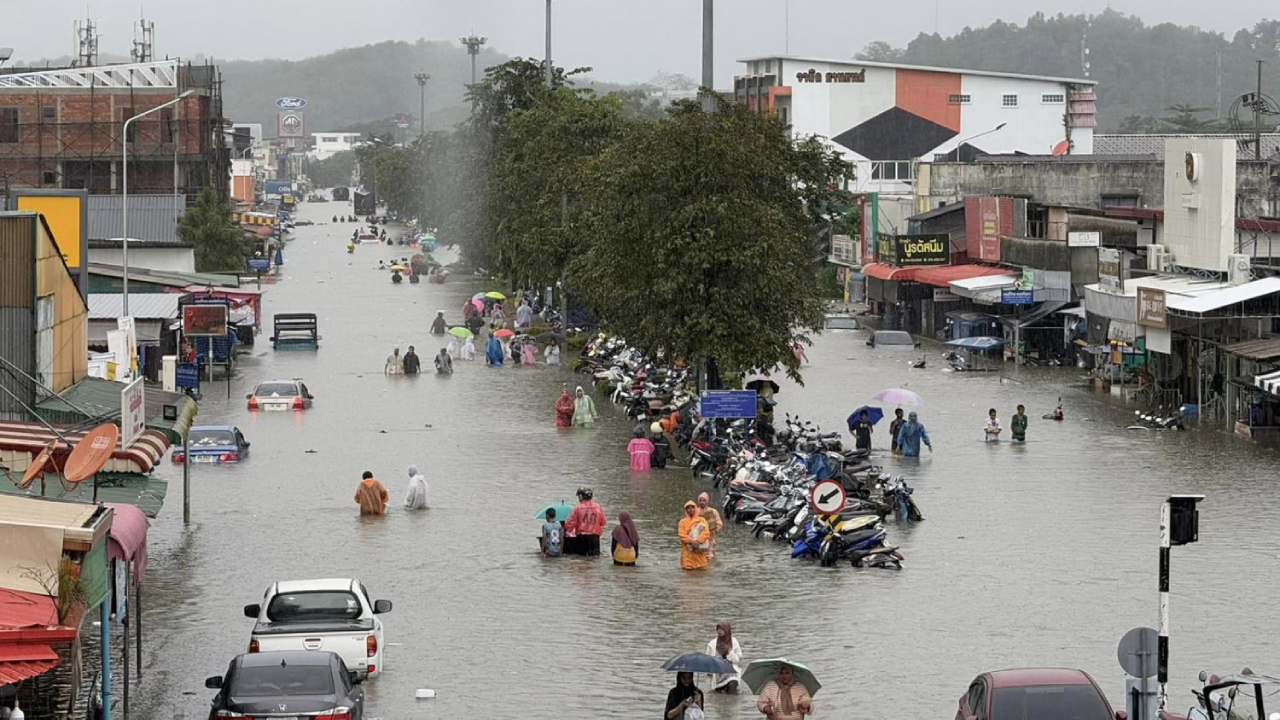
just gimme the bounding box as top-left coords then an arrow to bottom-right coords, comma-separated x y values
818,489 -> 840,505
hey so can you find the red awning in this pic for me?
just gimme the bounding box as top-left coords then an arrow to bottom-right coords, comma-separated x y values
912,264 -> 1015,288
861,263 -> 918,282
105,502 -> 150,584
0,589 -> 58,630
0,421 -> 169,475
0,644 -> 60,685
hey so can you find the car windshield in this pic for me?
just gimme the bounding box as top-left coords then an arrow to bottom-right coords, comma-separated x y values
825,316 -> 859,330
255,382 -> 299,397
266,591 -> 362,622
991,684 -> 1112,720
188,429 -> 235,447
232,663 -> 333,697
874,331 -> 915,346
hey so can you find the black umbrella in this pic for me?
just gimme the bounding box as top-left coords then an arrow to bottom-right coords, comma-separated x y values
745,377 -> 780,395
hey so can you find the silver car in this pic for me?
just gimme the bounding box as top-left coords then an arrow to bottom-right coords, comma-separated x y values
247,379 -> 314,411
866,330 -> 919,350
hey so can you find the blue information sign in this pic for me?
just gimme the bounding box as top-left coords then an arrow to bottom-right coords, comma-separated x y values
699,390 -> 758,419
1001,289 -> 1035,305
176,363 -> 200,389
247,257 -> 270,271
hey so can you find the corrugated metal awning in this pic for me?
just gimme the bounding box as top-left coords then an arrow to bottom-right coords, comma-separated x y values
0,646 -> 60,685
1222,338 -> 1280,362
0,421 -> 168,475
88,293 -> 182,321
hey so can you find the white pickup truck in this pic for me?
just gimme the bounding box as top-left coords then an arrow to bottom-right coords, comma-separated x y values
243,578 -> 392,679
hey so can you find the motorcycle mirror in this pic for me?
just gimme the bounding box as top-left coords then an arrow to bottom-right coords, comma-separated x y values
1198,671 -> 1208,682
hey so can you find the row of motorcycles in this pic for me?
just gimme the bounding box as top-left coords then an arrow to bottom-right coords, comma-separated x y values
576,336 -> 923,570
1128,404 -> 1186,430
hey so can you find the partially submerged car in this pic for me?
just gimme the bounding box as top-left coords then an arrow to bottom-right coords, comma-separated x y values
956,668 -> 1122,720
205,650 -> 364,720
866,330 -> 919,350
172,425 -> 250,464
248,379 -> 314,411
824,313 -> 860,331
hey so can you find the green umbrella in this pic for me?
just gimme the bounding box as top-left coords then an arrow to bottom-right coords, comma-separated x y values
741,658 -> 821,697
486,291 -> 507,300
448,326 -> 473,339
534,502 -> 574,522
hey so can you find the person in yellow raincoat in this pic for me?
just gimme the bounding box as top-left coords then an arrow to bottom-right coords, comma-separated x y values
678,500 -> 710,571
354,471 -> 389,516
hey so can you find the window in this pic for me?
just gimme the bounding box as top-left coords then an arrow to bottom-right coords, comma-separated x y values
266,590 -> 361,622
947,94 -> 971,105
871,161 -> 913,182
42,172 -> 57,185
1001,94 -> 1019,108
1041,93 -> 1065,104
0,108 -> 19,143
160,109 -> 175,143
41,105 -> 57,122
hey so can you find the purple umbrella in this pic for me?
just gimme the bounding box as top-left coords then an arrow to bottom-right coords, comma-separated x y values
872,388 -> 923,407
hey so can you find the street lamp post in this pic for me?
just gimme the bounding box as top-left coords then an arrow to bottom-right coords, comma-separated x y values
950,122 -> 1007,162
544,0 -> 553,86
460,35 -> 487,90
414,72 -> 431,137
122,89 -> 193,316
702,0 -> 714,113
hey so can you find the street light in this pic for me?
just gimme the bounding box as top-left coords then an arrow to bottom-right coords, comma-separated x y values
122,89 -> 194,316
460,35 -> 487,90
950,122 -> 1007,161
414,72 -> 431,136
544,0 -> 553,86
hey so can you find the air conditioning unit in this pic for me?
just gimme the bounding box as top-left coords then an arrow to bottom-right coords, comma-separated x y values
1147,244 -> 1169,272
1228,253 -> 1252,285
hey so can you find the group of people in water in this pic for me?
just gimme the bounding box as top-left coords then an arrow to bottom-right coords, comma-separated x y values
353,466 -> 429,515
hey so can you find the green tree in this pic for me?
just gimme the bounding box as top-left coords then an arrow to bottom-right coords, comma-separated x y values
1160,104 -> 1223,132
306,150 -> 357,188
176,189 -> 247,272
572,97 -> 852,385
858,40 -> 905,62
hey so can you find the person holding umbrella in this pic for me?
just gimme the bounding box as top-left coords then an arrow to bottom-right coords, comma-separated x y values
746,660 -> 818,720
664,672 -> 704,719
847,408 -> 877,452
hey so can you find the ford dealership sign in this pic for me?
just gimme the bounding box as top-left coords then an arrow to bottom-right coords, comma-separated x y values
275,96 -> 308,110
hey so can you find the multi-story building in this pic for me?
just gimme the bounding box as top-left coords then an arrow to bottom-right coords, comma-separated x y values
0,59 -> 229,199
309,132 -> 361,161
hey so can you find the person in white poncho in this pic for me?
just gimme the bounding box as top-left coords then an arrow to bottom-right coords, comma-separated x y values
403,465 -> 428,509
705,621 -> 741,693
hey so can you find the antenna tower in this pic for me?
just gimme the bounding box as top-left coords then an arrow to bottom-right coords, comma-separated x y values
73,15 -> 100,67
132,14 -> 156,63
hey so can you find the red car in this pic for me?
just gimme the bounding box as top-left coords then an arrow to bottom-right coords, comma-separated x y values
956,668 -> 1125,720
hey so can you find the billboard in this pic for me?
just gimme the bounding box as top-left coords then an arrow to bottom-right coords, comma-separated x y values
275,97 -> 308,110
121,377 -> 146,448
8,189 -> 89,299
265,180 -> 292,196
182,304 -> 229,336
278,111 -> 305,139
877,234 -> 949,266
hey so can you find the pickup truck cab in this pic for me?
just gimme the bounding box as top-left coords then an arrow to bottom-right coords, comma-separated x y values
244,579 -> 391,679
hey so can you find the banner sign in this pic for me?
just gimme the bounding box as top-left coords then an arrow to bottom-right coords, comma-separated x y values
1098,247 -> 1124,294
1068,231 -> 1100,248
877,234 -> 950,266
1001,289 -> 1035,305
978,197 -> 1001,262
699,390 -> 758,419
121,377 -> 146,448
247,257 -> 271,271
1137,287 -> 1168,329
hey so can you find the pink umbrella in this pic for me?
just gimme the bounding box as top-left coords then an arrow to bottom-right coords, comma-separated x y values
872,388 -> 924,407
471,298 -> 485,312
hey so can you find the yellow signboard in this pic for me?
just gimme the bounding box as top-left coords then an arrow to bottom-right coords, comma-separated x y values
17,195 -> 84,269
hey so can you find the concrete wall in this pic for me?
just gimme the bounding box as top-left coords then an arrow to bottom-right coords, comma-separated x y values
1163,138 -> 1235,273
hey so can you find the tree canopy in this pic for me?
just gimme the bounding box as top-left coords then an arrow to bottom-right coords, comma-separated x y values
177,189 -> 248,273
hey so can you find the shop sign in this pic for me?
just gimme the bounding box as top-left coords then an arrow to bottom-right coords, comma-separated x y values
1098,247 -> 1124,294
933,289 -> 959,302
182,304 -> 228,337
978,197 -> 1001,262
1068,231 -> 1100,247
1137,287 -> 1167,329
275,96 -> 308,110
1018,267 -> 1036,290
795,68 -> 866,84
1001,288 -> 1035,305
879,234 -> 949,266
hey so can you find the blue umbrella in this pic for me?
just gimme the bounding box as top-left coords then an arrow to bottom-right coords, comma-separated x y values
846,405 -> 884,429
945,336 -> 1007,350
662,652 -> 735,674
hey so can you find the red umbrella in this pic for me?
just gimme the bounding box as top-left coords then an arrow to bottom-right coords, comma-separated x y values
493,328 -> 515,339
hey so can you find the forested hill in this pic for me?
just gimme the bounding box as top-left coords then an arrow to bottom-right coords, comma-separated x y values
860,10 -> 1280,132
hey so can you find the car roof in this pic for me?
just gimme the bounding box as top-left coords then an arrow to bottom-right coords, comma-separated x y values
237,650 -> 336,668
191,425 -> 238,432
988,668 -> 1094,688
255,379 -> 301,385
274,578 -> 357,594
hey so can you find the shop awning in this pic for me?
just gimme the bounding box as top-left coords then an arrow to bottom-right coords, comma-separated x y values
914,264 -> 1014,288
0,475 -> 168,519
35,377 -> 197,444
861,263 -> 917,282
89,319 -> 163,345
950,273 -> 1018,298
0,421 -> 169,475
1167,277 -> 1280,316
0,588 -> 59,630
1222,337 -> 1280,362
1003,301 -> 1069,328
0,645 -> 60,685
104,502 -> 150,584
1256,369 -> 1280,395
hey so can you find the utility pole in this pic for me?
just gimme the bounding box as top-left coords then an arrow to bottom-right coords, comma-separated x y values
702,0 -> 714,112
414,72 -> 431,137
460,35 -> 487,90
545,0 -> 554,86
1255,60 -> 1264,161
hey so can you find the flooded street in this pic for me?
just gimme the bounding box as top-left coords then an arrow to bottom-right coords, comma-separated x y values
133,200 -> 1280,720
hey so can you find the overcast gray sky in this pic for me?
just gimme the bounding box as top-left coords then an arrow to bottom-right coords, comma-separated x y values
8,0 -> 1278,84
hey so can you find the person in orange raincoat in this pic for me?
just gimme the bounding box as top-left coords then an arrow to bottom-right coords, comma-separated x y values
678,501 -> 710,571
354,471 -> 389,515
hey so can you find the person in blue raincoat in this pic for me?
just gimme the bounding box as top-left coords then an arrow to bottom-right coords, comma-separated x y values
895,411 -> 933,457
485,334 -> 504,366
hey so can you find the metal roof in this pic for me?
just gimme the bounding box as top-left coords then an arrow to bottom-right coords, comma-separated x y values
1221,337 -> 1280,361
1094,133 -> 1280,161
737,55 -> 1096,86
87,194 -> 184,243
35,376 -> 197,445
88,262 -> 240,288
1167,277 -> 1280,315
88,293 -> 182,321
0,474 -> 168,519
0,60 -> 179,89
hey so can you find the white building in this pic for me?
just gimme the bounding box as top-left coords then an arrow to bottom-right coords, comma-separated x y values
736,56 -> 1097,229
309,132 -> 361,161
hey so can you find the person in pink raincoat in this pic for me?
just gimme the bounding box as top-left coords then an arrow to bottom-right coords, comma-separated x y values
520,338 -> 538,365
627,427 -> 655,471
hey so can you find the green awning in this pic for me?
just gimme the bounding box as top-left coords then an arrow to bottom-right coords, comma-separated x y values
0,473 -> 168,518
35,377 -> 198,444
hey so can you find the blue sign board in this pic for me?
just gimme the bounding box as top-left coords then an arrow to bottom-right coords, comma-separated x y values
275,97 -> 308,110
1001,289 -> 1035,305
176,363 -> 200,389
699,390 -> 758,419
247,257 -> 270,271
265,180 -> 292,196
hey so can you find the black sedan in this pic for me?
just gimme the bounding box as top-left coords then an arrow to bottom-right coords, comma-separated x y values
206,650 -> 363,720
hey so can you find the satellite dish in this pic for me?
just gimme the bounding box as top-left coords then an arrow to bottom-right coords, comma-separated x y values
63,424 -> 119,485
18,441 -> 62,490
1052,140 -> 1070,157
0,48 -> 13,63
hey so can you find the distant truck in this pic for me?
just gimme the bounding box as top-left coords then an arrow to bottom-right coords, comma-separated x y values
244,578 -> 392,679
332,186 -> 350,201
353,190 -> 376,216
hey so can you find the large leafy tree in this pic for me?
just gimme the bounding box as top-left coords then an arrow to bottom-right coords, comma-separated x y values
572,97 -> 852,384
490,87 -> 629,285
306,150 -> 357,188
177,189 -> 247,272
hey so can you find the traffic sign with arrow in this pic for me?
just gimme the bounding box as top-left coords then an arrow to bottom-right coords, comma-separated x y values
810,479 -> 846,515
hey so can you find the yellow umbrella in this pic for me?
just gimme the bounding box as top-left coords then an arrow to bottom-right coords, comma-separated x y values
389,264 -> 406,272
485,291 -> 507,300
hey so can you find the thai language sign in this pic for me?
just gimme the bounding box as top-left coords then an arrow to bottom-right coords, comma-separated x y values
1098,248 -> 1124,294
1137,287 -> 1168,329
877,234 -> 949,266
